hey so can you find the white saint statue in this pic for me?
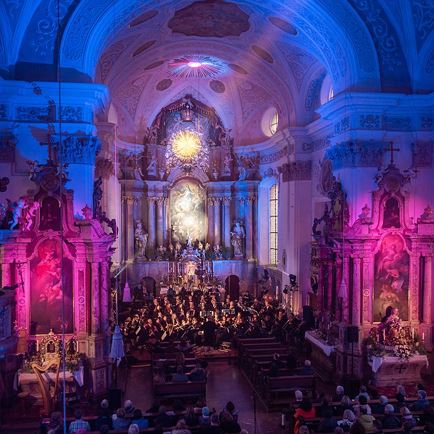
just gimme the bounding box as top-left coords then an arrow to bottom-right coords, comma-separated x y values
230,221 -> 245,257
134,221 -> 148,257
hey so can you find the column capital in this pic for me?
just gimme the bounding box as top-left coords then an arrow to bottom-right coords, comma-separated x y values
122,195 -> 135,204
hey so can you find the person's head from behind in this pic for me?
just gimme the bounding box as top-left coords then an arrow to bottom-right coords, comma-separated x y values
299,425 -> 310,434
74,409 -> 83,420
343,410 -> 356,422
418,390 -> 427,400
295,390 -> 303,401
133,409 -> 142,419
116,408 -> 126,418
341,395 -> 352,407
300,398 -> 313,412
336,385 -> 345,395
128,424 -> 140,434
379,395 -> 388,405
384,404 -> 395,415
226,401 -> 235,413
124,399 -> 134,410
176,365 -> 184,375
358,395 -> 368,405
100,399 -> 109,409
211,413 -> 220,426
335,427 -> 344,434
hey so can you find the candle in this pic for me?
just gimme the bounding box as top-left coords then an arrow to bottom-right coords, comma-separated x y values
382,329 -> 385,342
411,328 -> 415,340
422,332 -> 425,342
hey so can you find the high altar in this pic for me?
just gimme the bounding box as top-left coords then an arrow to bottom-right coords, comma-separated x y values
114,95 -> 259,290
0,159 -> 115,396
310,157 -> 433,386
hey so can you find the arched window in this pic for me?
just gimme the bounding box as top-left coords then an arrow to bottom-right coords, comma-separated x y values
269,110 -> 279,135
269,184 -> 278,265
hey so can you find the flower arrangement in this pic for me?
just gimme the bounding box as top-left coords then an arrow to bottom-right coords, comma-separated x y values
367,322 -> 426,360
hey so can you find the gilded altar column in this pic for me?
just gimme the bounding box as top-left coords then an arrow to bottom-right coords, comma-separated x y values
352,256 -> 361,326
214,198 -> 222,246
147,197 -> 156,251
223,197 -> 231,248
423,256 -> 432,325
91,262 -> 101,334
125,196 -> 135,262
156,197 -> 164,247
245,196 -> 255,259
409,254 -> 420,323
207,198 -> 214,244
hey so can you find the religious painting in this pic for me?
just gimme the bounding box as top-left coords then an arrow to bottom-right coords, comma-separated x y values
169,180 -> 206,242
30,238 -> 73,334
382,197 -> 400,229
374,234 -> 409,321
39,196 -> 61,231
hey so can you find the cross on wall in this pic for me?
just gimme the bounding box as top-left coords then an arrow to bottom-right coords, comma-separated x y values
385,141 -> 400,165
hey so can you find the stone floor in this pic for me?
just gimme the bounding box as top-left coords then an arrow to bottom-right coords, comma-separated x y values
124,361 -> 285,434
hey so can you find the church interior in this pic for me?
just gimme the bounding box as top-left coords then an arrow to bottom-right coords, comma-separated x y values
1,1 -> 434,433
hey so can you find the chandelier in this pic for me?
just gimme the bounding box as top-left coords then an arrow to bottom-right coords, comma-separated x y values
165,129 -> 209,173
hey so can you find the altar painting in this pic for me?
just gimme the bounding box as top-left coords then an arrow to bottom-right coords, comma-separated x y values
30,238 -> 73,334
374,234 -> 409,321
170,180 -> 206,242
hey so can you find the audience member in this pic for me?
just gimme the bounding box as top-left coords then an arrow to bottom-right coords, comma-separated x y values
199,407 -> 211,426
298,425 -> 310,434
294,398 -> 316,434
412,390 -> 430,411
184,407 -> 199,427
349,420 -> 366,434
337,409 -> 356,432
172,365 -> 189,382
189,363 -> 207,382
371,395 -> 388,415
127,424 -> 140,434
381,404 -> 401,429
172,419 -> 192,434
155,405 -> 174,428
68,410 -> 90,434
131,409 -> 149,429
401,407 -> 417,428
204,413 -> 224,434
124,400 -> 136,417
333,386 -> 345,402
357,406 -> 376,432
112,408 -> 130,431
301,359 -> 314,375
295,390 -> 304,403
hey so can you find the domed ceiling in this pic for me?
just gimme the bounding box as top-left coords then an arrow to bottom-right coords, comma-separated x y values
1,0 -> 433,146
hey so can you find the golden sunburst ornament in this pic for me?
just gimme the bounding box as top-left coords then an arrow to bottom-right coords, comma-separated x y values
172,130 -> 202,160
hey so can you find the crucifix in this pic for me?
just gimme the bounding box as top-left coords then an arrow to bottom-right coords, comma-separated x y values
385,141 -> 400,165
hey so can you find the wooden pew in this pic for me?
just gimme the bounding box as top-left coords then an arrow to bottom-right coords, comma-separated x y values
153,380 -> 206,401
263,374 -> 316,407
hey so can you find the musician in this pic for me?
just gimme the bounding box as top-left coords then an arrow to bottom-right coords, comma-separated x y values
202,316 -> 217,348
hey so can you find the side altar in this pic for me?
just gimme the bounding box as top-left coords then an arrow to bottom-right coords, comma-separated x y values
0,160 -> 116,397
310,158 -> 433,386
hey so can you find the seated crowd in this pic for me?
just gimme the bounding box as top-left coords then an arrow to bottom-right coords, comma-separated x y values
292,384 -> 434,434
41,398 -> 249,434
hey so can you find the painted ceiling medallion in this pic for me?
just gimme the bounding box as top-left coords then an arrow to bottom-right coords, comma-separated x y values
129,10 -> 158,27
228,63 -> 248,74
269,16 -> 298,35
156,79 -> 173,91
168,0 -> 250,37
251,45 -> 274,63
168,55 -> 228,78
132,40 -> 156,57
209,80 -> 226,93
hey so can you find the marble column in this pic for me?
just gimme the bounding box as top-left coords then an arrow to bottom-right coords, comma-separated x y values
327,263 -> 333,310
156,198 -> 164,247
1,262 -> 11,287
223,197 -> 231,248
91,262 -> 100,335
362,257 -> 373,324
214,198 -> 221,246
100,261 -> 109,334
342,256 -> 350,322
245,196 -> 255,259
163,198 -> 169,244
352,256 -> 361,326
147,197 -> 156,250
424,256 -> 432,325
207,198 -> 214,244
125,196 -> 135,262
